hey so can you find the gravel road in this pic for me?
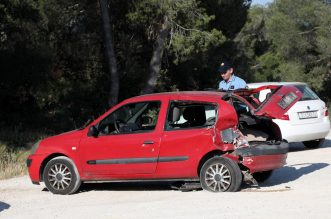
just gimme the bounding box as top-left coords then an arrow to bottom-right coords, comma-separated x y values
1,134 -> 331,219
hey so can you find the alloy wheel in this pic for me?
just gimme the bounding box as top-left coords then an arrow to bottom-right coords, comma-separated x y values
204,163 -> 231,192
47,163 -> 72,191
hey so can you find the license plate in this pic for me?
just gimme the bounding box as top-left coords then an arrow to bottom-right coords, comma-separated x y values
298,111 -> 318,119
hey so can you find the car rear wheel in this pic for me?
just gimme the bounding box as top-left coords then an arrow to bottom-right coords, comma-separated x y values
200,156 -> 242,192
253,170 -> 273,183
303,138 -> 325,149
43,156 -> 81,195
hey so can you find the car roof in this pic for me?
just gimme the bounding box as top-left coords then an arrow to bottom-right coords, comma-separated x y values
124,91 -> 227,102
247,82 -> 306,88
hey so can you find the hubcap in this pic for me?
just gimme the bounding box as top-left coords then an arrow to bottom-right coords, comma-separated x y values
48,163 -> 72,191
56,173 -> 63,181
205,163 -> 231,192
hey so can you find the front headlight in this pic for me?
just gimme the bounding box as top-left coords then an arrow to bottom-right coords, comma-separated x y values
30,140 -> 41,154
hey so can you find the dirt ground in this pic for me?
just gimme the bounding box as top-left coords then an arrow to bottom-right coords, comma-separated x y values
1,133 -> 331,219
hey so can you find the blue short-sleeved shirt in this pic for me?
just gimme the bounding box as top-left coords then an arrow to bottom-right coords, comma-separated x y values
218,75 -> 247,90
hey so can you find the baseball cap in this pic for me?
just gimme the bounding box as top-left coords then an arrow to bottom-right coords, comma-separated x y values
217,61 -> 232,73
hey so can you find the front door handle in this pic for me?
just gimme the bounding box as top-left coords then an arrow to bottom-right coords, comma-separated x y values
143,140 -> 154,145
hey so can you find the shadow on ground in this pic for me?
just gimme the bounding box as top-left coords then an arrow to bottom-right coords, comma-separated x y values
321,139 -> 331,148
259,162 -> 329,187
0,201 -> 10,212
76,181 -> 192,193
288,142 -> 307,152
289,139 -> 331,152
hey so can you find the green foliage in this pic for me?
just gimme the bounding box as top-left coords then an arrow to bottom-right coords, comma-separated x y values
112,0 -> 249,93
0,143 -> 30,180
2,0 -> 330,139
0,0 -> 108,130
0,126 -> 48,179
267,0 -> 331,94
199,0 -> 252,38
237,0 -> 331,101
254,51 -> 282,81
126,0 -> 226,63
0,124 -> 48,149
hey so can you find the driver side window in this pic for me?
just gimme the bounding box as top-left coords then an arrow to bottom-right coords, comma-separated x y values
98,101 -> 161,135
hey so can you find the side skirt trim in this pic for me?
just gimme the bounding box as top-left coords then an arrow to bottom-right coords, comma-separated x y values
87,156 -> 189,165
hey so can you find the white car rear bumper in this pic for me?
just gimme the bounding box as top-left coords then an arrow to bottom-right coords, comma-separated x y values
273,117 -> 330,142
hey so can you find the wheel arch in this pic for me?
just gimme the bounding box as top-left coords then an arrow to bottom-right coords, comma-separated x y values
270,121 -> 282,141
39,153 -> 69,182
197,150 -> 225,177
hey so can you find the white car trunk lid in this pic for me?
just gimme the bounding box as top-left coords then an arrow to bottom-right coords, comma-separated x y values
287,99 -> 325,125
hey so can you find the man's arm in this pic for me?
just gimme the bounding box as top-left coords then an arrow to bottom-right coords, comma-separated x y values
238,78 -> 247,89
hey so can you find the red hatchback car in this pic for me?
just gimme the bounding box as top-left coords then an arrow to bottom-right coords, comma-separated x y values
27,86 -> 302,194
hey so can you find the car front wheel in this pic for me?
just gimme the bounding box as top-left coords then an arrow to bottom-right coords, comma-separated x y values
43,156 -> 81,195
200,156 -> 242,192
303,138 -> 325,149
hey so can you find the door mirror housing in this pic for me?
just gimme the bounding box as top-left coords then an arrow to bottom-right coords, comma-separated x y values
88,125 -> 99,137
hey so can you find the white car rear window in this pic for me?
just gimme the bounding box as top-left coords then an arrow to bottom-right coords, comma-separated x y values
295,85 -> 319,101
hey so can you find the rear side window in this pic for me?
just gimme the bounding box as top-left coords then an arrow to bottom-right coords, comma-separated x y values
165,101 -> 217,130
295,85 -> 319,101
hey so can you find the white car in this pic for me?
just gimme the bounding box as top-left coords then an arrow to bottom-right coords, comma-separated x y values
247,82 -> 330,148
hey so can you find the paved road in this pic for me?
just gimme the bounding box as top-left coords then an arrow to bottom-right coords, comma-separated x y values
1,135 -> 331,219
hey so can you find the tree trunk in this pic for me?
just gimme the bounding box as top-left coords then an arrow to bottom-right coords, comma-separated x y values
99,0 -> 119,107
141,16 -> 170,95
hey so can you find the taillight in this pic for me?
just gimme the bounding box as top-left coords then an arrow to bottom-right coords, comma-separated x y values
280,112 -> 289,120
325,109 -> 329,117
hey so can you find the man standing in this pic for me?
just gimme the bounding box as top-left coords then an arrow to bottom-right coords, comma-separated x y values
218,61 -> 247,90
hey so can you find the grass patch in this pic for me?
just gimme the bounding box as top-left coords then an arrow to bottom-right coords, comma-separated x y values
0,144 -> 30,180
0,126 -> 49,180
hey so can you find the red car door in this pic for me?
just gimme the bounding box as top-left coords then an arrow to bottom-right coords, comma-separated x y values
156,101 -> 218,178
79,133 -> 161,176
79,100 -> 165,176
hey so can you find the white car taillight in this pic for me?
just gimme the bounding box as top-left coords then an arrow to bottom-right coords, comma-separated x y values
325,109 -> 329,117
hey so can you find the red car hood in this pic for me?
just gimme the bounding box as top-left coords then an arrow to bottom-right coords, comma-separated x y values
37,129 -> 84,154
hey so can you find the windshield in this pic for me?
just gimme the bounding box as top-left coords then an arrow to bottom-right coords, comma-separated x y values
78,118 -> 93,130
295,85 -> 319,101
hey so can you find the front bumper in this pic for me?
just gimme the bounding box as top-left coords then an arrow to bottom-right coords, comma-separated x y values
235,142 -> 289,173
27,154 -> 47,184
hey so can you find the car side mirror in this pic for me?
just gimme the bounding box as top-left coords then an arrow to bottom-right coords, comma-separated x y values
88,125 -> 99,137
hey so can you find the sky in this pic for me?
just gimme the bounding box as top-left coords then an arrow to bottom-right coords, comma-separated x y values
252,0 -> 274,5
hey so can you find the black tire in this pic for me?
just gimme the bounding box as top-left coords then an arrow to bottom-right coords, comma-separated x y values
200,156 -> 242,192
253,170 -> 273,183
303,138 -> 325,149
43,156 -> 81,195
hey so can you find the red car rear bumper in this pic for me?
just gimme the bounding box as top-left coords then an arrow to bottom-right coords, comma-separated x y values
242,154 -> 287,173
235,142 -> 288,173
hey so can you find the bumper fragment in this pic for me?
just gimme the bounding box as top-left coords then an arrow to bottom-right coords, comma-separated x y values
26,158 -> 32,167
27,154 -> 45,183
235,141 -> 289,157
235,141 -> 289,173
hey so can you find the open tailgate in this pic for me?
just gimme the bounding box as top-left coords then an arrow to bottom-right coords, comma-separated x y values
254,85 -> 302,118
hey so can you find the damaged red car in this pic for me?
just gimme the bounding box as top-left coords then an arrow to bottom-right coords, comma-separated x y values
27,85 -> 302,194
